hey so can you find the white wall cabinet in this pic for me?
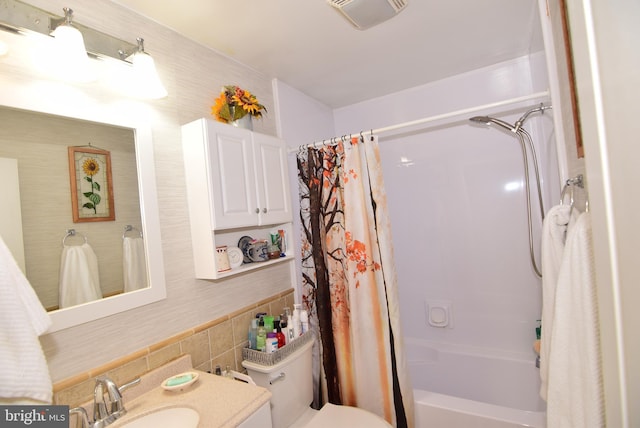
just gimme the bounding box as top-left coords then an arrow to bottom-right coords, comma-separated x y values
183,118 -> 291,230
182,118 -> 294,279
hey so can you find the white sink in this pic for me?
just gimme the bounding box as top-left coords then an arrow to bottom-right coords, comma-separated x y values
121,406 -> 199,428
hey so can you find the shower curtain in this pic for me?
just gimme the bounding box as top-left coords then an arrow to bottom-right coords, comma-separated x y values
296,136 -> 414,428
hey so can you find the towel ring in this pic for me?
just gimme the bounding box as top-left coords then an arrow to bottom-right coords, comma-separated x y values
123,224 -> 143,239
560,183 -> 574,207
62,229 -> 87,246
560,174 -> 590,214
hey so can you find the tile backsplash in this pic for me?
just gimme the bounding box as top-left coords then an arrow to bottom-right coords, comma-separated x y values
53,289 -> 294,407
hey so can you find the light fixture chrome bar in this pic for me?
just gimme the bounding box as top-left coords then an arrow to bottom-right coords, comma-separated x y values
0,0 -> 136,61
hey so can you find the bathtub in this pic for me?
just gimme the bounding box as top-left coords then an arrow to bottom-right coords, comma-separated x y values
406,338 -> 546,428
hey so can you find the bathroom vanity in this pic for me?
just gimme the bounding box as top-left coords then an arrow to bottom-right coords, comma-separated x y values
78,356 -> 272,428
110,374 -> 271,427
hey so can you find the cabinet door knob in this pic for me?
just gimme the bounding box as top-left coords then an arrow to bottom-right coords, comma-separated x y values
262,208 -> 267,213
255,208 -> 260,214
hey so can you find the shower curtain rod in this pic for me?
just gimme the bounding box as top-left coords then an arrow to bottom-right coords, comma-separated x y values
289,90 -> 550,153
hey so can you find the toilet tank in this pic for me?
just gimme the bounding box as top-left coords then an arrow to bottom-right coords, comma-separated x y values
242,336 -> 314,428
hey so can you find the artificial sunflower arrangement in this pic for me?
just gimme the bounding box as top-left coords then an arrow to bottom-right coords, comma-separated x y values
211,85 -> 266,123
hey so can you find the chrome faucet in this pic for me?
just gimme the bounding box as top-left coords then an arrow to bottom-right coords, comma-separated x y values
92,376 -> 141,428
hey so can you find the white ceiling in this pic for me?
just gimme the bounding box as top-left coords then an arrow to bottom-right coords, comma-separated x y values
111,0 -> 544,108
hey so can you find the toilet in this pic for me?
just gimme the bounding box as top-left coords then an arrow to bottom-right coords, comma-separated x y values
242,337 -> 392,428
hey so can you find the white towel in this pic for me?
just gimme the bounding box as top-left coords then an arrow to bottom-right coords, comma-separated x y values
123,236 -> 147,292
0,235 -> 53,404
539,204 -> 578,400
546,212 -> 605,427
59,243 -> 102,309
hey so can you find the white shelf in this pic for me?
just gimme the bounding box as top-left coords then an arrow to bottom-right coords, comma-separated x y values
213,253 -> 294,279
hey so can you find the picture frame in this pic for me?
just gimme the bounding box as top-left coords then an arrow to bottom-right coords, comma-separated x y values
68,146 -> 115,222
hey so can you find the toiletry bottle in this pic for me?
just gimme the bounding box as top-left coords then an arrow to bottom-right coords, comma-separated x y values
248,318 -> 258,350
266,332 -> 278,353
275,319 -> 286,348
278,229 -> 286,256
215,365 -> 222,376
256,317 -> 267,352
300,307 -> 309,334
279,313 -> 288,345
283,307 -> 293,343
292,304 -> 301,338
264,315 -> 275,333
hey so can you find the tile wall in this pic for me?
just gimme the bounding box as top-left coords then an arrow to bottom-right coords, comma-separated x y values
53,289 -> 294,408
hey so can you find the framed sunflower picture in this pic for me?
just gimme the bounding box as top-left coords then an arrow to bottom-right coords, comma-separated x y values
68,146 -> 115,222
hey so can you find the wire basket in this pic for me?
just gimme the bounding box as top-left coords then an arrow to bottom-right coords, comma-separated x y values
242,330 -> 314,366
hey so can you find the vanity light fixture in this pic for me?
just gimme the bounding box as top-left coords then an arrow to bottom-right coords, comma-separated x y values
0,0 -> 168,99
119,38 -> 168,100
49,7 -> 96,83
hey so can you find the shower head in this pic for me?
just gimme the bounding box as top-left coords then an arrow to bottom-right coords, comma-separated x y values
469,116 -> 517,133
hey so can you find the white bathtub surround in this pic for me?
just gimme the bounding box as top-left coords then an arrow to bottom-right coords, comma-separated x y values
414,390 -> 545,428
407,338 -> 545,428
546,212 -> 604,427
406,338 -> 545,413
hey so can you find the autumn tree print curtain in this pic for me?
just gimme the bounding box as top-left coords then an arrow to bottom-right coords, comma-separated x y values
296,136 -> 414,428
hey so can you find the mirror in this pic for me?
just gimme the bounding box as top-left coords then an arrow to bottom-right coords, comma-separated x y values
0,88 -> 166,333
0,107 -> 146,310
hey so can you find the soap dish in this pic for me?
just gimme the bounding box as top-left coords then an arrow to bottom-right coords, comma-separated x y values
161,371 -> 199,392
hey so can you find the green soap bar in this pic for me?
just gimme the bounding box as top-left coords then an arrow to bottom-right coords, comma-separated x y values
166,374 -> 193,386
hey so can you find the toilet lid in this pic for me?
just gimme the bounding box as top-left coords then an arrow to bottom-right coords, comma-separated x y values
304,403 -> 392,428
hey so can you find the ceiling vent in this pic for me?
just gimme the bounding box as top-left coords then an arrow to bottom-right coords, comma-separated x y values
328,0 -> 408,30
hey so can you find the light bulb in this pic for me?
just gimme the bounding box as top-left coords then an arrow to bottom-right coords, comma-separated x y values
50,8 -> 96,83
131,50 -> 167,99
